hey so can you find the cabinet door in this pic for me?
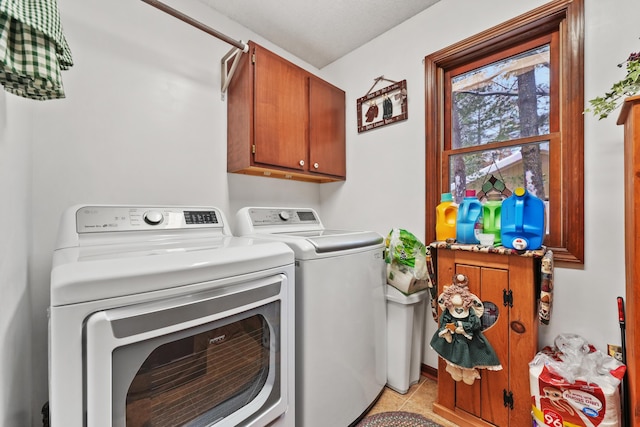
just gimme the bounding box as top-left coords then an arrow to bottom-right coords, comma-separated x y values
309,77 -> 346,178
453,264 -> 509,426
253,45 -> 308,170
478,267 -> 510,427
506,256 -> 538,427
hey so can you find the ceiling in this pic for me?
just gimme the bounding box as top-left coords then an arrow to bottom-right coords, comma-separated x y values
197,0 -> 441,68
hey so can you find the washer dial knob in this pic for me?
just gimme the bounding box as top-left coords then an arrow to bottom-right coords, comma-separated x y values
143,210 -> 164,225
278,211 -> 291,221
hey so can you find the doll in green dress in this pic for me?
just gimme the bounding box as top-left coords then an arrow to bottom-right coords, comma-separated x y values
430,274 -> 502,385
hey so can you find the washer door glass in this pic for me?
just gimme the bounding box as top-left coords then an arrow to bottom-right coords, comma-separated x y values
124,314 -> 271,426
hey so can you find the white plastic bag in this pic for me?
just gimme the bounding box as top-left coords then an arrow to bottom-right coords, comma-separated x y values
529,334 -> 626,427
384,228 -> 431,294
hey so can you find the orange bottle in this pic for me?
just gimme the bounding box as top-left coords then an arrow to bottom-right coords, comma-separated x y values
436,193 -> 457,241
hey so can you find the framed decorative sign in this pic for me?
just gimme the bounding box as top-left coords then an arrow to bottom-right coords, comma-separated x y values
357,78 -> 407,133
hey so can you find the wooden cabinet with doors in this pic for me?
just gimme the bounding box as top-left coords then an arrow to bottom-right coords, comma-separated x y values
227,41 -> 346,183
432,244 -> 541,427
618,94 -> 640,427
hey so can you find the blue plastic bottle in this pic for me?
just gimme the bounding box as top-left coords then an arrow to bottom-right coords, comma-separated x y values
500,187 -> 545,250
456,189 -> 482,244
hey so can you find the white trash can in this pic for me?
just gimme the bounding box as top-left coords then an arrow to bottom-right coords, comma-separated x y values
385,285 -> 430,394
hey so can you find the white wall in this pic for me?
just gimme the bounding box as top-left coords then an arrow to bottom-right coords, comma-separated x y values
320,0 -> 638,367
1,0 -> 637,425
0,93 -> 32,425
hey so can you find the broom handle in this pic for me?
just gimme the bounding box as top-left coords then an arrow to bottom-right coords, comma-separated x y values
617,296 -> 629,427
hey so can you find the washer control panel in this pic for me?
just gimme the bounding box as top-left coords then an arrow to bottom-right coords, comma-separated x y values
248,208 -> 319,226
76,206 -> 222,233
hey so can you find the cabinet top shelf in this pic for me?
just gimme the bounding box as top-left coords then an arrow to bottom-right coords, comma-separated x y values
617,95 -> 640,125
430,241 -> 547,258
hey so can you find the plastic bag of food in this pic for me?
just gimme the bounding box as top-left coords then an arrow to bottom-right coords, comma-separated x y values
384,228 -> 431,294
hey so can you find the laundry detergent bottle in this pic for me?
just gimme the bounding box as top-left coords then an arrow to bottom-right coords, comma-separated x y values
456,189 -> 482,244
482,193 -> 503,246
500,187 -> 545,250
435,193 -> 457,241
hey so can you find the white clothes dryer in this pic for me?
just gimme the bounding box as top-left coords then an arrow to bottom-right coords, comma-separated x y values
48,205 -> 295,427
234,207 -> 387,427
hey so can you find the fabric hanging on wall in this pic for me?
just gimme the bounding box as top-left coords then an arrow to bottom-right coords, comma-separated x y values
0,0 -> 73,100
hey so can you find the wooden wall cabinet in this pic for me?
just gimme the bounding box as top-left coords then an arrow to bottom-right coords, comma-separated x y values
433,247 -> 540,427
227,41 -> 346,183
619,95 -> 640,427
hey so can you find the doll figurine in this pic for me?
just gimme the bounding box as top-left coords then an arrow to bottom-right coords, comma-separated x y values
430,274 -> 502,385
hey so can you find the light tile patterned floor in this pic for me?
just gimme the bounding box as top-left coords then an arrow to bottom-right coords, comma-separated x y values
365,375 -> 459,427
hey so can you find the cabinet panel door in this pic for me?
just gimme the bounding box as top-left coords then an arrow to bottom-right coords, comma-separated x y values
479,267 -> 509,427
453,265 -> 481,417
507,256 -> 538,427
309,77 -> 346,177
253,46 -> 308,170
453,264 -> 509,426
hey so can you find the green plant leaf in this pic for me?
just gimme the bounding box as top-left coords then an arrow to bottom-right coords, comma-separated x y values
586,59 -> 640,120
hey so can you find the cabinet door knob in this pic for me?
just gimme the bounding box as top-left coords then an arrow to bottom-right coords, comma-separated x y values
510,320 -> 526,334
299,160 -> 305,166
313,162 -> 319,169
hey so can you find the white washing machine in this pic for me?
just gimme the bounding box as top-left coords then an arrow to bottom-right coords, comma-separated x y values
235,207 -> 387,427
48,205 -> 295,427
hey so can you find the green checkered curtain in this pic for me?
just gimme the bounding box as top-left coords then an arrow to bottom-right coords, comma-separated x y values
0,0 -> 73,100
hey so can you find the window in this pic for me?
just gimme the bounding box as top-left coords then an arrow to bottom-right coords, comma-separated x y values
425,0 -> 584,263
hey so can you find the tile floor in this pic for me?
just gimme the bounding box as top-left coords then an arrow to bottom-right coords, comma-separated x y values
364,375 -> 459,427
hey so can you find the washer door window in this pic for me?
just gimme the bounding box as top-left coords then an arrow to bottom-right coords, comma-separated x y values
122,314 -> 272,426
84,275 -> 288,427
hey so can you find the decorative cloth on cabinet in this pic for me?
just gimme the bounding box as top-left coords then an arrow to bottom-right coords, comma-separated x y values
429,240 -> 546,257
538,250 -> 554,325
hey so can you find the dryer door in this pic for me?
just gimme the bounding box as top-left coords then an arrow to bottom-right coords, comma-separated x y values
83,274 -> 289,427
